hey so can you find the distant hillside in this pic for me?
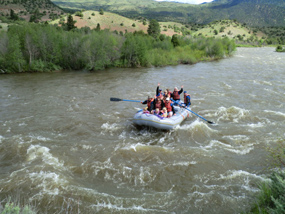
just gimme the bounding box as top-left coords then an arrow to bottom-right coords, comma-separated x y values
192,19 -> 267,44
50,10 -> 189,36
0,0 -> 65,22
51,0 -> 285,26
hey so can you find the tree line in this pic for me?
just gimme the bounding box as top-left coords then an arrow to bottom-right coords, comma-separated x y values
0,19 -> 236,73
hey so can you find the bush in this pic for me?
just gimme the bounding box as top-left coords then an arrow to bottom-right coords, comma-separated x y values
276,45 -> 285,52
0,197 -> 36,214
248,171 -> 285,214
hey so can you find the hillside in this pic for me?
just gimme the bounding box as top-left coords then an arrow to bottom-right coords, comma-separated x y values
50,10 -> 189,36
51,0 -> 285,26
0,0 -> 65,22
192,19 -> 267,44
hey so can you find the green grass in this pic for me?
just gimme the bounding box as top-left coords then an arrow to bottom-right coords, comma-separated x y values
0,23 -> 8,32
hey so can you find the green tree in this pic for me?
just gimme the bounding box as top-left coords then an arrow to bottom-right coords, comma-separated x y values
147,19 -> 160,39
95,23 -> 100,31
121,34 -> 150,67
171,34 -> 180,47
10,9 -> 19,20
5,35 -> 25,72
66,14 -> 76,31
99,8 -> 104,15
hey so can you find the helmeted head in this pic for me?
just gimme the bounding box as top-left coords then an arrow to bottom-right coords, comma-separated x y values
166,97 -> 170,102
174,87 -> 178,91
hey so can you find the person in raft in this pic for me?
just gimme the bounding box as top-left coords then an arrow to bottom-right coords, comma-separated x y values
161,107 -> 168,118
141,96 -> 154,111
183,91 -> 191,108
156,83 -> 164,99
153,96 -> 164,111
164,97 -> 176,115
171,86 -> 183,101
143,107 -> 150,113
154,108 -> 160,115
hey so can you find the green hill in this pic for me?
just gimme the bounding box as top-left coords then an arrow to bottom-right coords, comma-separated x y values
0,0 -> 65,22
50,10 -> 190,36
51,0 -> 285,27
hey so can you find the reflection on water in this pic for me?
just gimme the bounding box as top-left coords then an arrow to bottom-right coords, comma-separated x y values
0,47 -> 284,213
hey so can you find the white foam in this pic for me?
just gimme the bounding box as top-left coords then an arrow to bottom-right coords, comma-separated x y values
173,161 -> 197,166
223,135 -> 250,142
179,119 -> 217,134
246,122 -> 265,128
26,145 -> 64,169
219,170 -> 268,182
29,171 -> 68,195
101,122 -> 120,131
202,140 -> 254,155
264,110 -> 285,117
91,202 -> 168,213
214,106 -> 249,123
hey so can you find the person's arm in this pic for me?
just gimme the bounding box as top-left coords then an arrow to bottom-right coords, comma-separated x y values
156,83 -> 160,96
178,86 -> 184,94
141,100 -> 147,104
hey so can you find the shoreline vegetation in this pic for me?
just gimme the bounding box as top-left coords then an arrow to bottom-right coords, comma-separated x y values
0,19 -> 236,74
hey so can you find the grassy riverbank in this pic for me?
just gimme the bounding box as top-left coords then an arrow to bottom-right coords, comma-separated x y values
0,21 -> 235,73
246,140 -> 285,213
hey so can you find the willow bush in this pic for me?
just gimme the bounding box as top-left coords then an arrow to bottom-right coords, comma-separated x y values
0,22 -> 236,73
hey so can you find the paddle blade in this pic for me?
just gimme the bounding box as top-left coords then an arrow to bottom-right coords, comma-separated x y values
207,120 -> 214,124
110,97 -> 122,102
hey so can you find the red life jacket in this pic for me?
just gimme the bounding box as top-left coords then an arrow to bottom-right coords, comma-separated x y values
164,101 -> 172,112
155,100 -> 162,110
147,98 -> 154,110
173,91 -> 180,100
157,93 -> 164,99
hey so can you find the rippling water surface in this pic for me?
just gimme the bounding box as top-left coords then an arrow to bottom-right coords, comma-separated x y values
0,47 -> 284,213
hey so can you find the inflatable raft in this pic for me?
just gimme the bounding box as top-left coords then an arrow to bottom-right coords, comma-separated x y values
133,106 -> 190,130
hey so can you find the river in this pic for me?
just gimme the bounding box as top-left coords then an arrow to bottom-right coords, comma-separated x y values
0,47 -> 284,213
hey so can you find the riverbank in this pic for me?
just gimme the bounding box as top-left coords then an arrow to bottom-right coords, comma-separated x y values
0,22 -> 235,74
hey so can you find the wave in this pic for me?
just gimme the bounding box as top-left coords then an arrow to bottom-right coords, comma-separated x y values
212,106 -> 250,123
90,202 -> 168,213
219,170 -> 268,182
27,145 -> 64,169
179,119 -> 217,134
201,140 -> 254,155
28,171 -> 68,196
100,122 -> 121,136
264,110 -> 285,117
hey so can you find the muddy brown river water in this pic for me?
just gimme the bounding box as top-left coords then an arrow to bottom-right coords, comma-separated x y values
0,47 -> 284,213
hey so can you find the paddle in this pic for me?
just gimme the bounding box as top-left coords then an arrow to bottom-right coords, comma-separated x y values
110,97 -> 141,103
185,107 -> 214,124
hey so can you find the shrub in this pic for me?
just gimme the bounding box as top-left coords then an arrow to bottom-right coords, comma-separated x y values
248,171 -> 285,214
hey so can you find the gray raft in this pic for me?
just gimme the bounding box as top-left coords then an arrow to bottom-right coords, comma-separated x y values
133,106 -> 190,130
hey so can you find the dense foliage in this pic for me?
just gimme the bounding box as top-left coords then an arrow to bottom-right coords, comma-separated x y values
247,172 -> 285,214
246,140 -> 285,214
0,22 -> 235,73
